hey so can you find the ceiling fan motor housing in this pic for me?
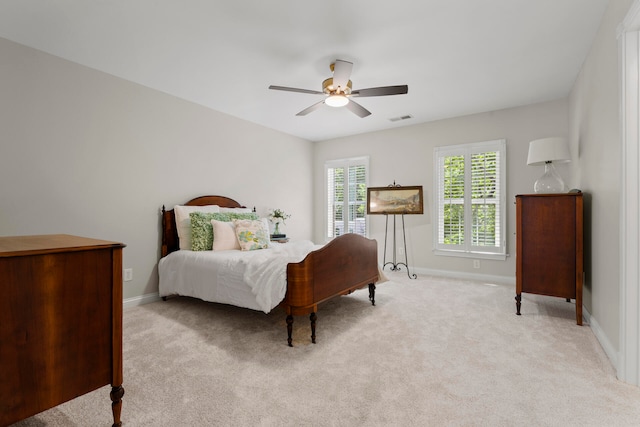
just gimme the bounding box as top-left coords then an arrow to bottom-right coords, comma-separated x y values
322,77 -> 352,95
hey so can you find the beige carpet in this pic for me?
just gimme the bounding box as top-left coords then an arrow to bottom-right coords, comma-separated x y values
12,271 -> 640,426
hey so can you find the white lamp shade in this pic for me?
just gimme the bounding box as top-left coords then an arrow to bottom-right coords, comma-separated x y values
527,137 -> 571,165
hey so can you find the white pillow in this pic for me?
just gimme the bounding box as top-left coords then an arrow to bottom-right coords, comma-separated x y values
174,204 -> 220,250
261,218 -> 270,239
211,219 -> 241,251
219,207 -> 252,213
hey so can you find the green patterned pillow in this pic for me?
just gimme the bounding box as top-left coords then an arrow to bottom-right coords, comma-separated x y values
211,212 -> 258,223
234,219 -> 269,251
190,211 -> 258,251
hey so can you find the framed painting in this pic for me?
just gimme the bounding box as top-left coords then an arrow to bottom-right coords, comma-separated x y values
367,186 -> 424,215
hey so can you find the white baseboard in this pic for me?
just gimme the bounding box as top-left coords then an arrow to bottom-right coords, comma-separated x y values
584,307 -> 619,373
407,266 -> 515,286
123,292 -> 162,309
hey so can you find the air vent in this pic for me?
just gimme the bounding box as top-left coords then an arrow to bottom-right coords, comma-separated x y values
389,115 -> 413,122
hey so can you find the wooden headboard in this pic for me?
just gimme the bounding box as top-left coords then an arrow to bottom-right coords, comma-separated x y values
161,195 -> 246,257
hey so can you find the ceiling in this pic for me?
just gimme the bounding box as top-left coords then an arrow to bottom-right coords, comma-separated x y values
0,0 -> 609,142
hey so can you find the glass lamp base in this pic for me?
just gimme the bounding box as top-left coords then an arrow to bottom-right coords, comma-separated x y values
534,162 -> 565,193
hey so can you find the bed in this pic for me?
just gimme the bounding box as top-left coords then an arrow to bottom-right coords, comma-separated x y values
159,195 -> 380,346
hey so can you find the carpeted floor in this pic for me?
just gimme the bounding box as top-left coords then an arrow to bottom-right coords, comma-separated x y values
11,271 -> 640,426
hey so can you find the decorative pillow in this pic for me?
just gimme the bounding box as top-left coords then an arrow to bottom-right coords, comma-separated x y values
211,220 -> 240,251
234,219 -> 270,251
260,218 -> 270,240
219,207 -> 253,213
174,204 -> 220,250
190,211 -> 259,251
211,211 -> 258,222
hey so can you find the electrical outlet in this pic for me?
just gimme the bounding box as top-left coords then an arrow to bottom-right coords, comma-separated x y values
123,268 -> 133,282
473,260 -> 480,269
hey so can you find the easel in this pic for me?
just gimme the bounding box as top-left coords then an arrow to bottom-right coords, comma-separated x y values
382,213 -> 417,279
377,182 -> 418,280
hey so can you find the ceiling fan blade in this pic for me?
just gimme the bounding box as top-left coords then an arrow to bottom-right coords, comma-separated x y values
269,85 -> 324,95
296,100 -> 325,116
345,99 -> 371,118
332,60 -> 353,92
351,85 -> 408,97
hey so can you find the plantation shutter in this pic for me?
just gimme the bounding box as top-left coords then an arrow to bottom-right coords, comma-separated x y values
436,150 -> 466,251
470,150 -> 501,251
434,140 -> 506,259
326,157 -> 369,240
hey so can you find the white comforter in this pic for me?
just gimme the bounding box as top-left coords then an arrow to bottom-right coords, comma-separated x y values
158,240 -> 319,313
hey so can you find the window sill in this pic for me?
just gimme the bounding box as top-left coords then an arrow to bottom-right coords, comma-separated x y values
433,249 -> 508,261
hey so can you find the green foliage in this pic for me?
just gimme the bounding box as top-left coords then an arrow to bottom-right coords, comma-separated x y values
444,155 -> 465,199
442,152 -> 498,247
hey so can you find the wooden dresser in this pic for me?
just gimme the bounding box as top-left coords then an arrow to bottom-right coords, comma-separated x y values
0,234 -> 125,427
515,193 -> 584,325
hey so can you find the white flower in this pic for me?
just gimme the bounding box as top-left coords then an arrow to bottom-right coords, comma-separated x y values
268,208 -> 291,225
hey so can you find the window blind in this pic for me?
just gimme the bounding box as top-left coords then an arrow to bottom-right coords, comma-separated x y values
326,157 -> 369,239
434,140 -> 506,259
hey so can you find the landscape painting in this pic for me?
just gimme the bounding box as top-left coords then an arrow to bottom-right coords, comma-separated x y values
367,186 -> 424,215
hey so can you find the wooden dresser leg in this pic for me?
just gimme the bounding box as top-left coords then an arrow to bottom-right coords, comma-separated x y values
110,385 -> 124,427
310,312 -> 317,344
286,314 -> 294,347
369,283 -> 376,306
576,297 -> 583,326
515,293 -> 521,316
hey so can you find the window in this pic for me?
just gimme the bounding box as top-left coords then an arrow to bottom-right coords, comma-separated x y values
434,139 -> 506,259
325,156 -> 369,240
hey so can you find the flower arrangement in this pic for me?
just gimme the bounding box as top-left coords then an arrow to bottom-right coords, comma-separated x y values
268,208 -> 291,235
268,208 -> 291,225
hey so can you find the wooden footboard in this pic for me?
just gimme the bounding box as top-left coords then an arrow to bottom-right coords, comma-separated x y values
284,233 -> 379,346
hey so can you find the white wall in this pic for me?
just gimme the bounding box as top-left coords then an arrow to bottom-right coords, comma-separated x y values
313,98 -> 569,282
0,37 -> 314,301
568,0 -> 635,357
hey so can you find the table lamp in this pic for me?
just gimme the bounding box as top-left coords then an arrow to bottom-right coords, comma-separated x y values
527,137 -> 571,193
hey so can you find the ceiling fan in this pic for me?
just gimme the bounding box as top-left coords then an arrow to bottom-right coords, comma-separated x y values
269,59 -> 408,118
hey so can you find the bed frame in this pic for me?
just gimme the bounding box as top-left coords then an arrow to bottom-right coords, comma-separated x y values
161,195 -> 379,346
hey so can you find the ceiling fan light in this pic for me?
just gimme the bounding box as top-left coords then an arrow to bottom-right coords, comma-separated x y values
325,94 -> 349,108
